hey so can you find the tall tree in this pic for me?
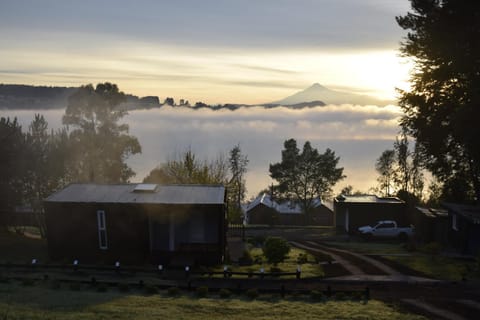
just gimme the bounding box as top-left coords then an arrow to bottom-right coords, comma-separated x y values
63,83 -> 141,183
375,149 -> 396,196
228,144 -> 249,223
397,0 -> 480,202
269,139 -> 345,218
0,117 -> 25,229
23,115 -> 73,237
144,149 -> 228,185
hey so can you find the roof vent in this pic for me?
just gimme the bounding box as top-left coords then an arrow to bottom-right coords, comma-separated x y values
133,184 -> 158,193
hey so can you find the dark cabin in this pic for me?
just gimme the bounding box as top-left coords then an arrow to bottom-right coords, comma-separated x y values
442,203 -> 480,255
334,195 -> 406,233
413,207 -> 449,245
44,183 -> 226,266
246,193 -> 334,226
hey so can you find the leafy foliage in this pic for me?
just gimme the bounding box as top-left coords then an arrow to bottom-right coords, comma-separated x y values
227,144 -> 248,223
143,149 -> 228,185
375,149 -> 396,197
397,0 -> 480,201
0,117 -> 25,219
63,83 -> 141,183
269,139 -> 345,215
262,237 -> 291,265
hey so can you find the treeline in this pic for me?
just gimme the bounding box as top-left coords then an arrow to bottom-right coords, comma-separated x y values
0,83 -> 141,237
0,83 -> 252,235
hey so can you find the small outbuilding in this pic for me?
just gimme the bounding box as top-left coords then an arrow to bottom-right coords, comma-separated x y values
334,194 -> 407,233
442,202 -> 480,255
413,207 -> 449,245
44,183 -> 226,266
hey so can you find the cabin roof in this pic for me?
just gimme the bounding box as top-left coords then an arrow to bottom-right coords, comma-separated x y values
334,194 -> 404,204
45,183 -> 225,205
443,202 -> 480,224
246,193 -> 327,214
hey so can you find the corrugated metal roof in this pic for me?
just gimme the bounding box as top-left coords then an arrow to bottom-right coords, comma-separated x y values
416,206 -> 448,218
45,183 -> 225,205
246,193 -> 325,214
443,202 -> 480,224
335,194 -> 404,204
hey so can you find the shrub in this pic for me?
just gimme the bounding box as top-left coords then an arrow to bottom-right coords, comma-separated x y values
252,235 -> 266,246
219,288 -> 231,299
310,290 -> 325,301
168,286 -> 180,296
297,253 -> 308,264
239,249 -> 253,265
246,288 -> 259,299
263,237 -> 290,265
269,266 -> 282,274
196,286 -> 209,298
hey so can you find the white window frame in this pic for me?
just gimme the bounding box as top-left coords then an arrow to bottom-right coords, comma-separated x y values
452,213 -> 458,231
97,210 -> 108,249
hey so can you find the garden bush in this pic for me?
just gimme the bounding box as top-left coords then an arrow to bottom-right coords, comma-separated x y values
263,237 -> 290,265
297,253 -> 308,264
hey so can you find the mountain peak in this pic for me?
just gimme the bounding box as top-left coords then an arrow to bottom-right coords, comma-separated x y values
271,83 -> 393,106
309,83 -> 325,89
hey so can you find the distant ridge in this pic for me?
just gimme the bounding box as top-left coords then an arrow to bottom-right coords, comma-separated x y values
272,83 -> 393,106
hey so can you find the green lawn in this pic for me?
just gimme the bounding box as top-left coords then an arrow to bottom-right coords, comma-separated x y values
384,255 -> 478,281
324,240 -> 480,281
216,247 -> 325,278
0,282 -> 426,320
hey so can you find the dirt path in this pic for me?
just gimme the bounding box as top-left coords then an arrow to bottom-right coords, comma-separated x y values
290,241 -> 363,275
305,241 -> 402,276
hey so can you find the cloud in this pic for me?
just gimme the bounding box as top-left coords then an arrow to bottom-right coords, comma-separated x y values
1,104 -> 401,196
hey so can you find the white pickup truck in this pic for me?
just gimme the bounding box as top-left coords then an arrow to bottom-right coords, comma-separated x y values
357,220 -> 414,241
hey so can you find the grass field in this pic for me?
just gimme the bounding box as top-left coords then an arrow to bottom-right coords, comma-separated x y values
324,239 -> 480,281
0,281 -> 426,320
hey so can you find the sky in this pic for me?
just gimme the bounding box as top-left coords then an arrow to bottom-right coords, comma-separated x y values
0,0 -> 413,104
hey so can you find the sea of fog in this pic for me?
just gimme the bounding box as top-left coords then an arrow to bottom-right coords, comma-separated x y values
1,105 -> 402,198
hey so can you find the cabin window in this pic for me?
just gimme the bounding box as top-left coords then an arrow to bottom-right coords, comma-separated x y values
97,210 -> 108,249
452,214 -> 458,231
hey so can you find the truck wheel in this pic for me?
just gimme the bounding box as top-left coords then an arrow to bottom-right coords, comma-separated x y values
398,233 -> 408,242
